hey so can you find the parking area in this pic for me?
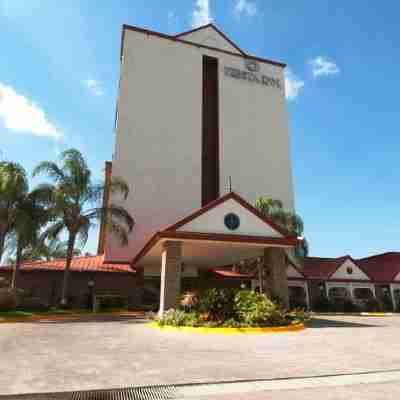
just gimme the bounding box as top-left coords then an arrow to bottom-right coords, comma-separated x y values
1,315 -> 400,396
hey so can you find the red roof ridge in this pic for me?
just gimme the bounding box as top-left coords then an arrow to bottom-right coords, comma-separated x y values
305,255 -> 347,262
121,23 -> 286,67
174,23 -> 246,55
357,251 -> 400,262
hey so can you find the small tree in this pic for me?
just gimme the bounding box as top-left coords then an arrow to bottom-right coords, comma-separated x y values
7,238 -> 82,264
0,162 -> 29,264
255,196 -> 308,257
8,191 -> 49,289
33,149 -> 134,306
235,197 -> 308,296
254,197 -> 304,237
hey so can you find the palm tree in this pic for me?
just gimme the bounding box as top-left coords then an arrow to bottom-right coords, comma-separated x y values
8,190 -> 49,289
234,197 -> 308,295
33,149 -> 134,306
254,197 -> 304,237
6,238 -> 82,264
0,162 -> 29,264
255,196 -> 308,258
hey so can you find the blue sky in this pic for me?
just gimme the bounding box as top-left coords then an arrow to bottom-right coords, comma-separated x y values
0,0 -> 399,258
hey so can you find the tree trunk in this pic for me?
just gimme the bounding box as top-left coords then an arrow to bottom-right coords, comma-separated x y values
10,241 -> 23,290
0,232 -> 6,265
257,262 -> 263,293
60,234 -> 76,306
263,248 -> 289,308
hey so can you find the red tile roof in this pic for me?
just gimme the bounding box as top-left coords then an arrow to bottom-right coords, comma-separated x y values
302,252 -> 400,283
356,252 -> 400,283
0,254 -> 134,274
302,256 -> 351,279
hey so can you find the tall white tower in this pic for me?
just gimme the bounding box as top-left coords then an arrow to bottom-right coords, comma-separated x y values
104,24 -> 295,263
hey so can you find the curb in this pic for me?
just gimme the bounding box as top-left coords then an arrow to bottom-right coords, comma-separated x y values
148,322 -> 305,334
0,311 -> 145,323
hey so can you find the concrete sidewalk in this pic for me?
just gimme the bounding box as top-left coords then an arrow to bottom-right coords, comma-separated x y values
1,315 -> 400,396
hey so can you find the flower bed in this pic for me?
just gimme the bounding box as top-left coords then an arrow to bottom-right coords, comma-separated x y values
154,289 -> 308,331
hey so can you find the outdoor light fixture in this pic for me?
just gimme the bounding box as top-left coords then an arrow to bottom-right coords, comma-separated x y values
88,279 -> 95,288
318,283 -> 325,292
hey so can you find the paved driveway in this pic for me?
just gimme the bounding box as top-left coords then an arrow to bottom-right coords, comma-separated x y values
1,315 -> 400,396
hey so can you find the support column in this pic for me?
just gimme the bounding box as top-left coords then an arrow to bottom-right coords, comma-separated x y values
390,284 -> 397,312
158,241 -> 182,317
263,248 -> 289,308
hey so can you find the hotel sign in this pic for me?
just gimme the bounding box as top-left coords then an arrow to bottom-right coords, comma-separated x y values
224,60 -> 282,89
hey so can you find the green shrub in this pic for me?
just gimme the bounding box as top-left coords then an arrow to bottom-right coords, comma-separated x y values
180,291 -> 199,312
341,299 -> 360,313
312,295 -> 333,312
197,288 -> 236,321
234,290 -> 277,326
156,289 -> 309,328
95,295 -> 128,310
364,298 -> 384,312
158,309 -> 199,326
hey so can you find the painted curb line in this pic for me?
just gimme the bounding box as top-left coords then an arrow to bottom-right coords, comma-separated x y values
148,322 -> 305,334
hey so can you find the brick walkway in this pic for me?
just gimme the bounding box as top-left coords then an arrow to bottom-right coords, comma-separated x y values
1,315 -> 400,396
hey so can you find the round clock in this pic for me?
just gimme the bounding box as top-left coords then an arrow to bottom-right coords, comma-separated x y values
224,213 -> 240,231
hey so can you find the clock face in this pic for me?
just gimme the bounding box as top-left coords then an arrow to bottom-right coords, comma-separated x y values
224,213 -> 240,231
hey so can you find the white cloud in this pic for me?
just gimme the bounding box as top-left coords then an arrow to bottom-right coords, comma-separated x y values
309,56 -> 339,78
191,0 -> 213,28
84,79 -> 104,96
0,82 -> 61,138
285,68 -> 304,101
234,0 -> 257,16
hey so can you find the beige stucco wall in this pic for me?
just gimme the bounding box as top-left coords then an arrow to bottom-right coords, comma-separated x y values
107,28 -> 294,262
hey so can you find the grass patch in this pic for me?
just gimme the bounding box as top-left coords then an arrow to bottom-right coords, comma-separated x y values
0,310 -> 35,318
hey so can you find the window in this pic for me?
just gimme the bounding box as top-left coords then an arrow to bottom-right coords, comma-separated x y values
353,287 -> 373,300
289,286 -> 306,299
202,55 -> 220,206
328,287 -> 349,299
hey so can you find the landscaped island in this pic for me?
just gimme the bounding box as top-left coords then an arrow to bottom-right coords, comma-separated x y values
153,289 -> 308,331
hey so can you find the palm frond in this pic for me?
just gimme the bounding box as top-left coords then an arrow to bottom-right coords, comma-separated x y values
32,161 -> 65,182
0,161 -> 29,203
85,204 -> 134,232
108,177 -> 130,200
41,220 -> 66,242
76,215 -> 92,248
106,219 -> 130,246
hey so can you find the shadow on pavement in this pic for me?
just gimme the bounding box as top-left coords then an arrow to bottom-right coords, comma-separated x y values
307,318 -> 382,328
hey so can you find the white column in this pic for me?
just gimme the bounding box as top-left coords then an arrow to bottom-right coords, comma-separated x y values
158,241 -> 182,317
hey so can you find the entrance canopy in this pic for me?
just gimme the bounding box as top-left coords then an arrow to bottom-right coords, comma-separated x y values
132,192 -> 300,269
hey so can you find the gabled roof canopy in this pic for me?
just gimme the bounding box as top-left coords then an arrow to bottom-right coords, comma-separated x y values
132,192 -> 300,268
